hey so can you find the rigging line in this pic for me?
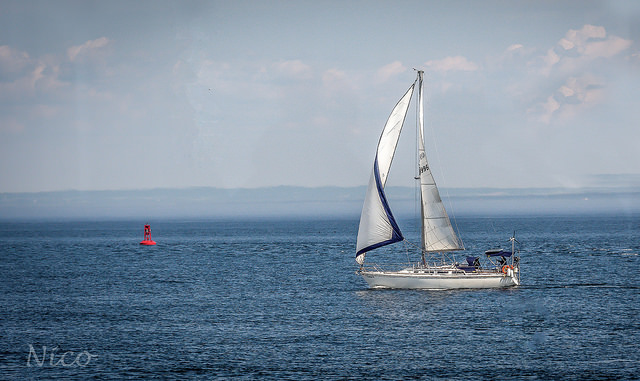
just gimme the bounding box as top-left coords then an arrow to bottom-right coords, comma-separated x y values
403,237 -> 423,253
423,74 -> 464,250
403,240 -> 412,264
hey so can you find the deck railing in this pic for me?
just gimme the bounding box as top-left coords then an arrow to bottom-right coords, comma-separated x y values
359,262 -> 510,274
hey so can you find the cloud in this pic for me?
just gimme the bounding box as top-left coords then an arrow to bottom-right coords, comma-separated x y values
0,46 -> 41,99
0,37 -> 119,140
375,61 -> 407,83
0,116 -> 24,133
562,24 -> 606,49
272,59 -> 312,80
424,56 -> 479,73
556,24 -> 631,60
508,24 -> 633,124
507,44 -> 524,52
529,75 -> 606,123
584,35 -> 632,59
542,24 -> 631,76
0,62 -> 46,100
322,68 -> 350,92
0,45 -> 31,76
67,37 -> 110,62
322,68 -> 347,82
499,44 -> 536,64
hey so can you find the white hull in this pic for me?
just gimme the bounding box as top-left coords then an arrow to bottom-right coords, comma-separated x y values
360,269 -> 518,289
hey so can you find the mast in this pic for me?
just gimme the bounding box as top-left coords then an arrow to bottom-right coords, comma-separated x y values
417,70 -> 427,265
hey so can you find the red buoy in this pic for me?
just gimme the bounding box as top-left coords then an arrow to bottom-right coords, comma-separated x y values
140,224 -> 156,245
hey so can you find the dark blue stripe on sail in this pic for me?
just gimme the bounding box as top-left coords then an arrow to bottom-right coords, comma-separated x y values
356,157 -> 403,256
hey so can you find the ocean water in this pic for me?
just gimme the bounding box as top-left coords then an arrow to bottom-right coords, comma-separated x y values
0,215 -> 638,380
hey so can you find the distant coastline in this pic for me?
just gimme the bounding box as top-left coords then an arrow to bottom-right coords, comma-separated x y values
1,185 -> 639,221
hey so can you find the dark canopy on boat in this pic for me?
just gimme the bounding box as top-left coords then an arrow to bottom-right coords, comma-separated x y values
485,249 -> 512,257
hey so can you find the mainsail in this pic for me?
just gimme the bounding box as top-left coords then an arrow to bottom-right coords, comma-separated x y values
355,84 -> 415,264
416,71 -> 464,253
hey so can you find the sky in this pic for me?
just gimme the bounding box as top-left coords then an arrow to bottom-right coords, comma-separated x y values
0,0 -> 639,193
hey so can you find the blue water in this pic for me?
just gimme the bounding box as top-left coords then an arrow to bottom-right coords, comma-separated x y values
0,215 -> 639,379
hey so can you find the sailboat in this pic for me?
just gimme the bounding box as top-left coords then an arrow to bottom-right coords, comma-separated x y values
356,70 -> 520,289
